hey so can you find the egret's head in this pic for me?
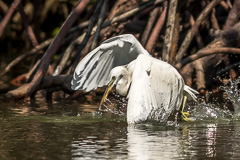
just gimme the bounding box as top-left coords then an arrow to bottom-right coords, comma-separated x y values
100,66 -> 131,107
109,66 -> 129,83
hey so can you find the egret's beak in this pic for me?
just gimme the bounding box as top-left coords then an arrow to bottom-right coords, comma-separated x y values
99,77 -> 116,109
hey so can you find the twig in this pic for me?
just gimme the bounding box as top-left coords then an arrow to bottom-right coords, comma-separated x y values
175,0 -> 223,64
0,0 -> 22,37
18,2 -> 39,47
91,0 -> 108,50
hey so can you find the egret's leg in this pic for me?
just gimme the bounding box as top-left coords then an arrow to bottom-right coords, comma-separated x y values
181,95 -> 192,121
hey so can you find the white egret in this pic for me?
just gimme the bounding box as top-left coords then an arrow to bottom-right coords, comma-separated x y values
71,34 -> 198,124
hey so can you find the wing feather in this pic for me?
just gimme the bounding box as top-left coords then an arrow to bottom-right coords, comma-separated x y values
127,54 -> 185,124
71,34 -> 148,91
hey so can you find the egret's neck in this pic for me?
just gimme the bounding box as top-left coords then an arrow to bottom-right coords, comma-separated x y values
116,74 -> 131,96
115,61 -> 135,96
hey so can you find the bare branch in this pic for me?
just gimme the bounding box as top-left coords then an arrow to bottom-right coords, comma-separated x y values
175,47 -> 240,70
18,2 -> 39,47
175,0 -> 223,64
162,0 -> 178,62
26,0 -> 91,100
141,7 -> 159,46
91,0 -> 108,50
145,1 -> 168,53
0,0 -> 22,37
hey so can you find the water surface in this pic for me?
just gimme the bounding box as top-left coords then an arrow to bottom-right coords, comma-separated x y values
1,100 -> 240,160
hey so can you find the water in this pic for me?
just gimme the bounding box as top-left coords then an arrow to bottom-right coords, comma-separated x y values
220,78 -> 240,117
1,78 -> 240,160
0,99 -> 240,160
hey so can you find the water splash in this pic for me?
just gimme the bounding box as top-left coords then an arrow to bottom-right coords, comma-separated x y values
188,101 -> 233,121
220,78 -> 240,118
99,92 -> 127,116
99,78 -> 240,123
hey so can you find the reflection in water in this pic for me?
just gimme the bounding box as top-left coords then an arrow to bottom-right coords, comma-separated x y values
205,124 -> 217,157
1,101 -> 240,159
181,121 -> 240,159
127,125 -> 180,159
70,121 -> 128,160
70,121 -> 240,160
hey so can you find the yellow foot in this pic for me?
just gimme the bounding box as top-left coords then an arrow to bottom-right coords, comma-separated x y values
181,111 -> 193,122
181,95 -> 194,122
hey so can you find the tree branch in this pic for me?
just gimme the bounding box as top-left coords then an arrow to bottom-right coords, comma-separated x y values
175,0 -> 223,64
145,1 -> 167,53
26,0 -> 91,100
176,47 -> 240,70
91,0 -> 108,50
162,0 -> 178,62
0,0 -> 22,37
141,7 -> 159,46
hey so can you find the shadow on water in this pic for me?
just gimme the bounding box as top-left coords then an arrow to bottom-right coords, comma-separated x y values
1,79 -> 240,160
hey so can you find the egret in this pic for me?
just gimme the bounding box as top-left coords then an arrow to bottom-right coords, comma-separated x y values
71,34 -> 198,124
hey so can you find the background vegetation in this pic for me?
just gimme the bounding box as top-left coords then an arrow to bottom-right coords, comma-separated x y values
0,0 -> 239,105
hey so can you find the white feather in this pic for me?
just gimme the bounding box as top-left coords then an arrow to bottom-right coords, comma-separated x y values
127,54 -> 185,124
71,34 -> 148,91
72,34 -> 198,124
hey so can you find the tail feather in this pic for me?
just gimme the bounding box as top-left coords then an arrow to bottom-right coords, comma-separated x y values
184,85 -> 199,101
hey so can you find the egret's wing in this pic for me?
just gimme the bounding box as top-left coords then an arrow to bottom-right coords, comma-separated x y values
127,54 -> 184,124
127,56 -> 158,123
72,34 -> 148,91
